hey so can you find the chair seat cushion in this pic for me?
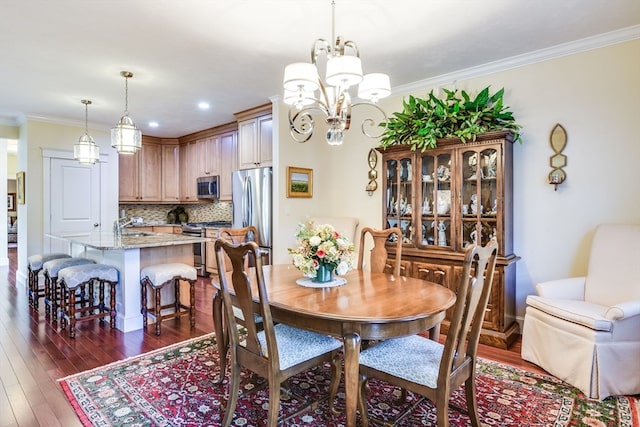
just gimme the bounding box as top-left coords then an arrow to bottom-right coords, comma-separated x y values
256,324 -> 342,371
526,295 -> 612,332
359,334 -> 443,388
28,253 -> 71,270
141,263 -> 197,287
59,264 -> 119,289
43,257 -> 95,278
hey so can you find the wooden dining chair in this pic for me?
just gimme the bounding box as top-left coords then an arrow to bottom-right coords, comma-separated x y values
214,239 -> 343,426
357,239 -> 499,427
357,226 -> 403,276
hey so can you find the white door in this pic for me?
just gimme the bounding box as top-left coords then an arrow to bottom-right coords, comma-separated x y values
47,157 -> 101,252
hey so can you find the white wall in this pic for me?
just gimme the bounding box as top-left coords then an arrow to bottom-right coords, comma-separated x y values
273,38 -> 640,326
14,120 -> 118,285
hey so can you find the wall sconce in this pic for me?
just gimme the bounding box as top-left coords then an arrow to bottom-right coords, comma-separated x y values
365,148 -> 378,196
549,123 -> 567,191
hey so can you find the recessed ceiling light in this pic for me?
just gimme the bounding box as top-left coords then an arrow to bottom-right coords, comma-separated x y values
149,121 -> 159,128
198,102 -> 210,110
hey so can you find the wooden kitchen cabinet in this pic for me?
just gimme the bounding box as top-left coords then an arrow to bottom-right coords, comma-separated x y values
219,130 -> 237,201
118,139 -> 162,202
161,143 -> 180,202
205,228 -> 221,275
379,131 -> 519,348
235,104 -> 272,170
179,141 -> 198,202
196,136 -> 219,177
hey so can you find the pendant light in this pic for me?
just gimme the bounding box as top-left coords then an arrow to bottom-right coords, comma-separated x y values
111,71 -> 142,154
74,99 -> 100,164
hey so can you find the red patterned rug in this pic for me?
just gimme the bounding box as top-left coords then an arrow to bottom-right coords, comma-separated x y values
59,333 -> 639,426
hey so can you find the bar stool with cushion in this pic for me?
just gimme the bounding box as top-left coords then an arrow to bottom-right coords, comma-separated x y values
27,253 -> 71,309
43,257 -> 96,321
58,263 -> 119,338
140,263 -> 197,335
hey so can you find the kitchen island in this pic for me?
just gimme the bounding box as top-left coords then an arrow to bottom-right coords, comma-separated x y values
48,231 -> 210,332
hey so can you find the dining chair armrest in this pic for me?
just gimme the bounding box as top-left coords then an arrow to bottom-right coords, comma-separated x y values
605,299 -> 640,320
535,277 -> 585,299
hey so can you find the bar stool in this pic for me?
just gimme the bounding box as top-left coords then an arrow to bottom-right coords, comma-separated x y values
140,263 -> 197,335
27,253 -> 71,309
58,263 -> 119,338
42,257 -> 96,322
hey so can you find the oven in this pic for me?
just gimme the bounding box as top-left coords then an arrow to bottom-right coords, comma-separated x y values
181,221 -> 232,276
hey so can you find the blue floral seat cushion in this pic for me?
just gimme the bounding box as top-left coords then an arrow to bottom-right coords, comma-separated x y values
58,264 -> 119,289
359,334 -> 444,388
254,323 -> 342,370
28,253 -> 71,270
43,257 -> 95,278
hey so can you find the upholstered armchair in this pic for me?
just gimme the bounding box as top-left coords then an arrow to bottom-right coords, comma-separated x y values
521,223 -> 640,400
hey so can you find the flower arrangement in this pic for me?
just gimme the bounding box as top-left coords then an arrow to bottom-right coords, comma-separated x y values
288,221 -> 355,278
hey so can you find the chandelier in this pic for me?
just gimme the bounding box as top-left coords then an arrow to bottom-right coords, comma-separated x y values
74,99 -> 100,165
283,1 -> 390,146
111,71 -> 142,154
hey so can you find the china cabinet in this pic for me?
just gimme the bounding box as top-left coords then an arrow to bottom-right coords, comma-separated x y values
378,130 -> 519,348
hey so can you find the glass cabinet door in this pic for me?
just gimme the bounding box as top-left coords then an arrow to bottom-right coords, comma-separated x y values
385,156 -> 413,245
420,152 -> 452,249
460,146 -> 499,248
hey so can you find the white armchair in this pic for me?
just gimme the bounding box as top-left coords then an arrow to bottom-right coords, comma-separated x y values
521,223 -> 640,399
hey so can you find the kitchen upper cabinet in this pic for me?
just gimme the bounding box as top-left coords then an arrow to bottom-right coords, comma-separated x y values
219,130 -> 237,201
161,143 -> 180,202
197,136 -> 219,177
179,141 -> 198,202
235,104 -> 272,170
119,140 -> 162,202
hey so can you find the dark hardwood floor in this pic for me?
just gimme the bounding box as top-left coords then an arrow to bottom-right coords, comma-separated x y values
0,247 -> 544,426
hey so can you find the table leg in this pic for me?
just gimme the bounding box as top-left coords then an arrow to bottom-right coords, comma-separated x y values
212,291 -> 228,384
343,331 -> 361,427
429,323 -> 441,340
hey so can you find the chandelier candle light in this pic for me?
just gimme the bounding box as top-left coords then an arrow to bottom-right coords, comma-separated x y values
111,71 -> 142,154
283,0 -> 391,145
74,99 -> 100,165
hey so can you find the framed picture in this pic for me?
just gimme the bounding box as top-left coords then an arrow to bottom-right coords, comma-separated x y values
286,167 -> 313,198
17,171 -> 25,205
7,193 -> 16,211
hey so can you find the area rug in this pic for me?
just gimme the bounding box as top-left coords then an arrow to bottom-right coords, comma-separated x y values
59,333 -> 639,426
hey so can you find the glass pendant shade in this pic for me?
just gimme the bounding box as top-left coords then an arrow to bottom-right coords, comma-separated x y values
325,55 -> 363,87
283,63 -> 319,92
74,99 -> 100,164
358,73 -> 391,102
111,71 -> 141,154
74,134 -> 100,165
111,114 -> 142,154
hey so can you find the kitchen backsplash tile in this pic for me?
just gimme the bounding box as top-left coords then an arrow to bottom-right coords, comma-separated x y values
120,202 -> 232,224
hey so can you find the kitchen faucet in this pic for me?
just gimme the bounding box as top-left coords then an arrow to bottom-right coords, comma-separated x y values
113,218 -> 133,239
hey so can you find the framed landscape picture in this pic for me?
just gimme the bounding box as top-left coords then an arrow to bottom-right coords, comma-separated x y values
286,167 -> 313,198
7,193 -> 16,211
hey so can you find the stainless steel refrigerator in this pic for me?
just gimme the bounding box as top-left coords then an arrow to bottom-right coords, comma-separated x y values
232,166 -> 272,263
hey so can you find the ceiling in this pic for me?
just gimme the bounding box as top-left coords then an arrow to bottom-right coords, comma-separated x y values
1,1 -> 639,139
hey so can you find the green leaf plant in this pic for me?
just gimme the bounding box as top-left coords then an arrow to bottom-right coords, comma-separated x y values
379,86 -> 522,151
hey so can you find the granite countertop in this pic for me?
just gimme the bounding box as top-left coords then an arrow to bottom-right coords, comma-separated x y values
54,232 -> 210,250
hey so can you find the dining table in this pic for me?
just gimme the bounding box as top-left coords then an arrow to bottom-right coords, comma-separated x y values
212,264 -> 456,427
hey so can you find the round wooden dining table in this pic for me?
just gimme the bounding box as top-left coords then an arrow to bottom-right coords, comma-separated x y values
212,264 -> 456,427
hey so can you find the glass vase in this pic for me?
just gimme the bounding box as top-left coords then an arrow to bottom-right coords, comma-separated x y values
314,264 -> 334,283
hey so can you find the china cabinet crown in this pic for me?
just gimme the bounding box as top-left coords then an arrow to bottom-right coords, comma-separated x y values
378,130 -> 519,348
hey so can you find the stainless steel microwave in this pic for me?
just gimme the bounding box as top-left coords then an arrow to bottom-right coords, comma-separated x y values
196,176 -> 219,199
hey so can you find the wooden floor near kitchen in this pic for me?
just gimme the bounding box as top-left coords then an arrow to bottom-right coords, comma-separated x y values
0,247 -> 544,426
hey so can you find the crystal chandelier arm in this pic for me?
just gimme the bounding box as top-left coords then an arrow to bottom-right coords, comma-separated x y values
289,103 -> 330,143
311,39 -> 332,64
352,101 -> 389,139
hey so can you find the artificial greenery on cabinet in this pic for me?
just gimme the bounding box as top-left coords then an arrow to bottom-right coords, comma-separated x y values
379,86 -> 522,152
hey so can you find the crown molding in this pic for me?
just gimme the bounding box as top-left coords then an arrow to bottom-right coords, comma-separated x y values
394,24 -> 640,96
